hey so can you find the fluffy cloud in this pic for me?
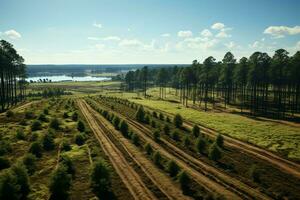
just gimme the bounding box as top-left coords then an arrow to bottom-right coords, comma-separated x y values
177,36 -> 219,50
264,26 -> 300,38
119,39 -> 144,47
224,41 -> 236,49
177,30 -> 193,38
102,36 -> 121,41
2,29 -> 21,39
87,37 -> 100,41
216,31 -> 231,38
93,22 -> 102,28
201,29 -> 213,37
211,22 -> 225,30
161,33 -> 170,37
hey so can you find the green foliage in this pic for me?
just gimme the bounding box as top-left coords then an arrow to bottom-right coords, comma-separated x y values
215,134 -> 224,148
112,116 -> 120,130
61,140 -> 72,152
49,165 -> 71,200
0,141 -> 12,156
75,133 -> 86,146
50,118 -> 60,130
172,131 -> 180,141
152,111 -> 158,118
25,111 -> 35,119
77,120 -> 85,132
153,151 -> 162,167
209,143 -> 222,161
166,116 -> 171,123
60,155 -> 75,177
173,114 -> 183,128
183,136 -> 190,147
144,143 -> 153,155
63,112 -> 69,118
166,160 -> 180,177
135,106 -> 145,122
153,130 -> 160,142
72,112 -> 78,121
151,120 -> 156,128
90,159 -> 111,199
119,120 -> 129,137
31,120 -> 42,131
131,133 -> 140,146
39,113 -> 48,122
163,124 -> 170,135
196,137 -> 206,154
6,110 -> 14,118
144,115 -> 150,124
178,170 -> 190,193
0,171 -> 20,200
249,164 -> 261,183
159,113 -> 164,121
29,132 -> 38,142
16,129 -> 26,140
43,132 -> 55,151
0,156 -> 10,170
192,125 -> 200,137
29,142 -> 43,158
43,108 -> 49,115
22,153 -> 37,175
11,162 -> 30,199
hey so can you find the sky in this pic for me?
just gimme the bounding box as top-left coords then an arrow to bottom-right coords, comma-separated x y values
0,0 -> 300,64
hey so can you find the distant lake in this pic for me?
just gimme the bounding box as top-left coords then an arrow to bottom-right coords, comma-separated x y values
27,75 -> 111,82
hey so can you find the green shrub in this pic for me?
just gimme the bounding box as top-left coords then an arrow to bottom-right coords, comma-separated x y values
163,124 -> 170,135
29,132 -> 38,142
22,153 -> 37,175
152,111 -> 158,118
173,114 -> 183,128
153,151 -> 162,167
38,113 -> 47,122
50,118 -> 60,130
0,170 -> 20,200
131,133 -> 140,146
77,121 -> 85,132
75,133 -> 85,146
72,112 -> 78,121
153,130 -> 160,142
29,142 -> 42,158
249,164 -> 261,183
178,170 -> 190,193
196,137 -> 206,154
166,117 -> 171,123
159,113 -> 164,121
166,160 -> 180,177
151,120 -> 156,128
144,115 -> 150,124
63,112 -> 68,118
0,156 -> 10,170
135,106 -> 145,122
16,129 -> 26,140
215,134 -> 224,148
208,143 -> 222,161
144,143 -> 153,155
60,155 -> 75,177
11,162 -> 30,199
0,141 -> 12,156
25,111 -> 35,119
49,165 -> 71,200
43,108 -> 49,115
43,133 -> 55,151
31,120 -> 42,131
183,136 -> 190,147
112,116 -> 120,130
172,131 -> 180,141
6,110 -> 14,118
90,159 -> 111,198
192,125 -> 200,137
61,140 -> 71,152
119,120 -> 129,137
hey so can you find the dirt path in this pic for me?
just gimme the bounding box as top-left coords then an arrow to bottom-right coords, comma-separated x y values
0,101 -> 36,116
143,105 -> 300,179
85,101 -> 191,200
77,100 -> 157,200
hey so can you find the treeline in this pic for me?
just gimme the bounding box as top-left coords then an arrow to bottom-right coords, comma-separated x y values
28,88 -> 72,98
125,49 -> 300,118
0,40 -> 27,112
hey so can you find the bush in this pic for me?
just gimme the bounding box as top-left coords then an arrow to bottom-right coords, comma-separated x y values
144,143 -> 153,155
43,133 -> 55,151
178,170 -> 190,193
72,112 -> 78,121
25,111 -> 35,119
29,142 -> 42,158
166,160 -> 180,177
131,133 -> 140,146
153,151 -> 162,167
29,132 -> 38,142
173,114 -> 183,128
23,153 -> 37,175
151,120 -> 156,128
0,170 -> 20,200
172,131 -> 180,141
63,112 -> 69,118
112,116 -> 120,130
49,165 -> 71,200
215,134 -> 224,148
153,130 -> 160,142
196,137 -> 206,154
166,117 -> 171,123
43,108 -> 49,115
38,113 -> 47,122
60,155 -> 75,177
77,121 -> 85,132
119,120 -> 129,137
152,111 -> 158,118
61,140 -> 72,152
159,113 -> 164,121
208,143 -> 222,162
249,165 -> 261,183
144,115 -> 150,124
75,133 -> 85,146
16,129 -> 26,140
90,159 -> 111,198
135,106 -> 145,122
0,141 -> 12,156
11,162 -> 30,199
50,118 -> 60,130
6,110 -> 14,118
0,157 -> 10,170
31,120 -> 42,131
183,136 -> 190,147
163,124 -> 170,135
192,125 -> 200,137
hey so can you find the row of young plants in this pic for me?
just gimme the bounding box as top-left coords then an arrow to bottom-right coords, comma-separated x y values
86,98 -> 221,199
90,96 -> 300,199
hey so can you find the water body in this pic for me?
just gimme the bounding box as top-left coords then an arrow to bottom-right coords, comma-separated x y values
27,75 -> 111,82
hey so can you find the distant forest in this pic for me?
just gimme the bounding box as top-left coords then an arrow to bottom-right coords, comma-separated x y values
124,49 -> 300,119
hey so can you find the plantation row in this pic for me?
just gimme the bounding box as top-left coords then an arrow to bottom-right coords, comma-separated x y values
89,95 -> 300,199
125,49 -> 300,118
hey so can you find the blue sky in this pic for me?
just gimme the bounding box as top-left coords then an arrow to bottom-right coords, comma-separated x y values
0,0 -> 300,64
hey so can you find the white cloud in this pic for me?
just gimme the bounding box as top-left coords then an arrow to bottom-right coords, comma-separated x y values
93,22 -> 102,28
201,29 -> 213,37
161,33 -> 170,37
2,29 -> 22,39
95,44 -> 105,50
177,36 -> 219,50
102,36 -> 121,41
216,31 -> 231,38
264,26 -> 300,38
87,37 -> 100,41
119,39 -> 144,47
225,41 -> 236,49
249,41 -> 261,48
177,30 -> 193,38
211,22 -> 225,30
